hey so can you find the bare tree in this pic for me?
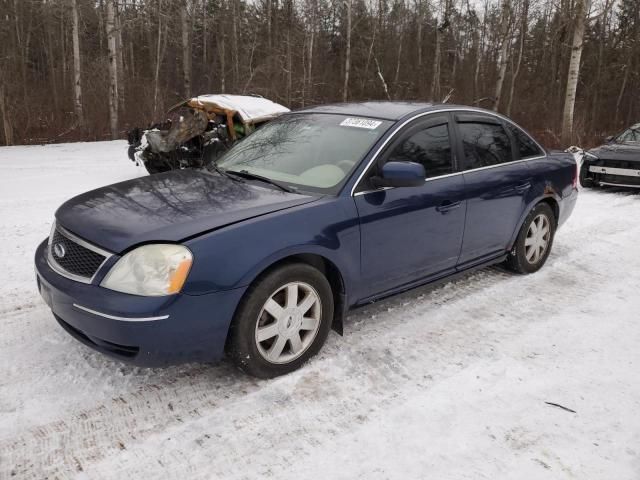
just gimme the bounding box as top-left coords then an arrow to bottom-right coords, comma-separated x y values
71,0 -> 84,126
181,0 -> 192,97
202,0 -> 208,66
218,22 -> 226,93
0,83 -> 13,146
343,0 -> 352,102
1,0 -> 639,147
493,0 -> 512,111
115,2 -> 125,111
561,0 -> 591,145
106,0 -> 119,139
431,19 -> 442,100
153,0 -> 167,117
506,0 -> 528,116
307,0 -> 317,102
431,0 -> 451,101
232,0 -> 240,86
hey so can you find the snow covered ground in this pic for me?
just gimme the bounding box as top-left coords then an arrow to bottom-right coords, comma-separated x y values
0,141 -> 639,479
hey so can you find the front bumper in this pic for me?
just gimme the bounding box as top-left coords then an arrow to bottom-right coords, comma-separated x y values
586,164 -> 640,188
35,239 -> 246,367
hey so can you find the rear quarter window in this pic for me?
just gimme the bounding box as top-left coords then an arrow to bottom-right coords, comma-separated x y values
505,123 -> 543,159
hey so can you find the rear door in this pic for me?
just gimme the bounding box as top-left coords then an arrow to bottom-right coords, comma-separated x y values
454,113 -> 535,268
354,114 -> 466,297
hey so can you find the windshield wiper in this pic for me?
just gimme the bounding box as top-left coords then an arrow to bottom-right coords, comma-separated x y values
208,162 -> 243,182
225,170 -> 296,193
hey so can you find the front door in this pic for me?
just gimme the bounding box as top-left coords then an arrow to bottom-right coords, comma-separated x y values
353,114 -> 466,299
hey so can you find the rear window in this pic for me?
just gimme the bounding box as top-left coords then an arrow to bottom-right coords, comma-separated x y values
458,121 -> 513,170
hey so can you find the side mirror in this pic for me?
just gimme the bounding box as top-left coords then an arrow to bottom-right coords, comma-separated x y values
372,161 -> 426,188
605,135 -> 614,143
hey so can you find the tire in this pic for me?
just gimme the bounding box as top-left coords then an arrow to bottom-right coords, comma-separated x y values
579,163 -> 595,188
505,203 -> 556,274
226,263 -> 334,378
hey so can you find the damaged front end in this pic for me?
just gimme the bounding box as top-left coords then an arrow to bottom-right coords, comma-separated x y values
127,94 -> 289,174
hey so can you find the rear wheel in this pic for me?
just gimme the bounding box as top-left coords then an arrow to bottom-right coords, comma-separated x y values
226,263 -> 334,378
505,203 -> 556,274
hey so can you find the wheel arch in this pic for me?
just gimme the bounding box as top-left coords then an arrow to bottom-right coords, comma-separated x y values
229,251 -> 348,343
509,195 -> 560,250
539,197 -> 559,225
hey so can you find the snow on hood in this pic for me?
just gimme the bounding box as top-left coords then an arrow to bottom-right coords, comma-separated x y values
190,95 -> 290,124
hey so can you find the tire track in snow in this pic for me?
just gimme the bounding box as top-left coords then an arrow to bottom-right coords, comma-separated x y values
1,265 -> 521,477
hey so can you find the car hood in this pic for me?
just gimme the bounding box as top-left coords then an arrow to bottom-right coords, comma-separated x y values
55,169 -> 318,253
588,143 -> 640,162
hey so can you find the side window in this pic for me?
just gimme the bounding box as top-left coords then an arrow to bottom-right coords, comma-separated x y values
505,123 -> 543,158
386,123 -> 453,178
458,121 -> 512,170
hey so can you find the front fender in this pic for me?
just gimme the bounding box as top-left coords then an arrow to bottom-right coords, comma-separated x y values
182,196 -> 361,297
234,243 -> 348,289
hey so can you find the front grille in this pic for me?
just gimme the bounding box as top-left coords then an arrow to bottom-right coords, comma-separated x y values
49,227 -> 107,280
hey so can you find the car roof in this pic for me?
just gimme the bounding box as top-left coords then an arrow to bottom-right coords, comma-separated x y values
294,101 -> 439,121
183,94 -> 290,123
293,102 -> 500,122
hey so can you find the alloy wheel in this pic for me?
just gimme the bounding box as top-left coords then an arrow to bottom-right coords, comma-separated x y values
525,214 -> 551,264
254,282 -> 322,364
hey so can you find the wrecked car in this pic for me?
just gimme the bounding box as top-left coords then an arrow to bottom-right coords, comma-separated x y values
127,94 -> 290,174
580,123 -> 640,189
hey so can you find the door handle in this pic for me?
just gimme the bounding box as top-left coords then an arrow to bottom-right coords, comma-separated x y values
436,200 -> 462,214
514,182 -> 531,193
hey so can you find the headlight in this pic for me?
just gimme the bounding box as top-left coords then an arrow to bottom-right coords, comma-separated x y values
101,244 -> 193,296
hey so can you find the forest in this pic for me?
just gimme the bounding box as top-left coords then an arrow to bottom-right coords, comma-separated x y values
0,0 -> 638,148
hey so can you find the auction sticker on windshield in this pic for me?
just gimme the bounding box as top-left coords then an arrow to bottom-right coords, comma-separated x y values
340,118 -> 383,130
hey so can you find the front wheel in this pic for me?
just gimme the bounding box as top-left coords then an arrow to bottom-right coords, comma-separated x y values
505,203 -> 556,274
226,263 -> 334,378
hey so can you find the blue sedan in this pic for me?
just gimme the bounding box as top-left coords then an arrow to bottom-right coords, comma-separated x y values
35,102 -> 578,377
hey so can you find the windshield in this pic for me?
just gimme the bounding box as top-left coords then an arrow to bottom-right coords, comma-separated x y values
217,113 -> 392,194
616,125 -> 640,144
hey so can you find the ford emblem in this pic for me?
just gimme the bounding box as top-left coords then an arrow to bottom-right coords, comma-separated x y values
53,243 -> 66,258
